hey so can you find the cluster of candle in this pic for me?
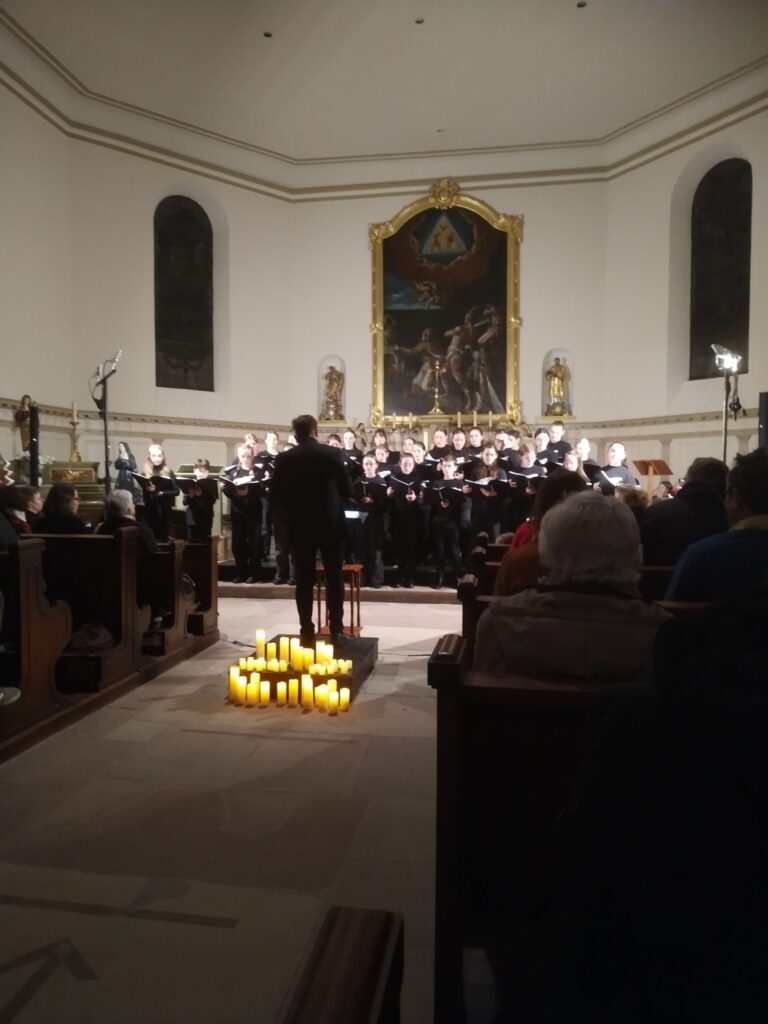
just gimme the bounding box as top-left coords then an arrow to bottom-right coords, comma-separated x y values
226,631 -> 354,713
227,664 -> 350,713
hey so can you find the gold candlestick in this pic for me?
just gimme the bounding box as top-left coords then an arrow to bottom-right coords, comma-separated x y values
69,403 -> 81,462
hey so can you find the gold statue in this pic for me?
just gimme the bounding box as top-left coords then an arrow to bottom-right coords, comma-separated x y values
14,394 -> 32,451
321,365 -> 345,421
545,358 -> 569,416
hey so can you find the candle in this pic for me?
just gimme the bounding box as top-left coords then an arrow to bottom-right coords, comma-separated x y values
328,691 -> 339,715
72,400 -> 77,421
246,681 -> 259,706
326,644 -> 335,662
290,638 -> 302,670
329,660 -> 338,675
276,681 -> 287,706
473,410 -> 478,428
267,658 -> 279,673
260,680 -> 270,706
339,687 -> 350,711
238,657 -> 247,671
315,642 -> 326,664
457,410 -> 462,429
315,664 -> 326,676
246,656 -> 255,671
278,659 -> 287,673
228,667 -> 240,702
279,636 -> 289,662
301,675 -> 314,708
255,657 -> 266,672
327,678 -> 337,693
236,676 -> 247,706
288,678 -> 299,706
303,648 -> 314,671
315,684 -> 328,712
309,664 -> 317,676
488,410 -> 493,429
255,629 -> 266,658
266,642 -> 277,662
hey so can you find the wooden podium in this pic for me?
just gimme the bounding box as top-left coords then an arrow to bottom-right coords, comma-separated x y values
634,459 -> 673,503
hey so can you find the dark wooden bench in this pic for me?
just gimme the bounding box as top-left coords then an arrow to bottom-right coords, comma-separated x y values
281,905 -> 404,1024
182,535 -> 220,640
0,539 -> 72,753
40,530 -> 152,694
137,539 -> 196,657
427,634 -> 640,1022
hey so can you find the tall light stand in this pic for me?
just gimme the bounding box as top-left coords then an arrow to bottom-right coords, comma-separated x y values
712,345 -> 741,463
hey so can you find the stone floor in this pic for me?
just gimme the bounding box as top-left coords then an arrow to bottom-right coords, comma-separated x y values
0,597 -> 463,1024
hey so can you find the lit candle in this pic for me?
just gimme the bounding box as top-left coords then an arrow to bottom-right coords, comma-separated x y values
290,638 -> 302,671
301,675 -> 314,708
315,684 -> 328,712
239,657 -> 247,671
260,680 -> 270,706
328,691 -> 339,715
329,659 -> 338,675
309,664 -> 317,676
246,681 -> 259,706
339,687 -> 350,711
315,664 -> 326,676
326,644 -> 335,662
303,648 -> 314,671
255,629 -> 266,658
267,658 -> 279,673
246,656 -> 255,672
279,636 -> 289,662
315,642 -> 326,665
255,657 -> 266,673
327,678 -> 337,693
278,659 -> 287,673
236,676 -> 247,705
228,667 -> 239,702
276,681 -> 287,706
266,642 -> 277,662
457,410 -> 462,429
288,679 -> 299,706
488,410 -> 493,429
473,410 -> 477,428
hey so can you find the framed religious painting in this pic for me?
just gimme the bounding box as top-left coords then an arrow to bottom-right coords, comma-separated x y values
369,179 -> 523,429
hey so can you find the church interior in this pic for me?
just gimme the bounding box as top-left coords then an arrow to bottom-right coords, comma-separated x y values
1,1 -> 767,1020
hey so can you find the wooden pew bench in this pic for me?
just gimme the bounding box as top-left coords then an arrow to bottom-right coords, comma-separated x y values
39,530 -> 152,694
0,539 -> 72,754
282,905 -> 404,1024
182,535 -> 220,640
426,633 -> 641,1022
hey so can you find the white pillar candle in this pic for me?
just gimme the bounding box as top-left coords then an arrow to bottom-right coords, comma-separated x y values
260,680 -> 270,706
339,687 -> 350,711
255,629 -> 266,658
328,691 -> 339,715
288,679 -> 299,706
276,681 -> 287,706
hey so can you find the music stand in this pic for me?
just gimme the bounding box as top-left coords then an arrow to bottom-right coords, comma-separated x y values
634,459 -> 673,504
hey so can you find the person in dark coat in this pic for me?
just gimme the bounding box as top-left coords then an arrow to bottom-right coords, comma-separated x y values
640,456 -> 728,565
33,483 -> 89,534
269,414 -> 351,646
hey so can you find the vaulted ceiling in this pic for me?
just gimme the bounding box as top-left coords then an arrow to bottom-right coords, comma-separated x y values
2,0 -> 767,187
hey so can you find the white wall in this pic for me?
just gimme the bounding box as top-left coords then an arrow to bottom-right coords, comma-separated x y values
1,85 -> 765,443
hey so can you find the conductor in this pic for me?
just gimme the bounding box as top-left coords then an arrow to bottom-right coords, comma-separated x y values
270,414 -> 351,646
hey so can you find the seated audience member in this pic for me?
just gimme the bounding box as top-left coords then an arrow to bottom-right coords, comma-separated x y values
653,479 -> 674,501
95,489 -> 159,552
641,456 -> 728,566
15,485 -> 43,527
665,447 -> 768,602
495,471 -> 587,594
0,486 -> 33,535
33,483 -> 89,534
614,483 -> 648,523
0,509 -> 17,547
475,490 -> 670,677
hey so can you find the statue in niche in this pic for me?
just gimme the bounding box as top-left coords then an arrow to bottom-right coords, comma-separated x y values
14,394 -> 33,451
321,365 -> 345,421
545,358 -> 570,416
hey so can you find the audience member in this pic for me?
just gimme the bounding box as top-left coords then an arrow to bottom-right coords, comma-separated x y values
15,485 -> 43,527
33,483 -> 89,534
475,490 -> 670,676
641,456 -> 728,565
665,447 -> 768,601
95,489 -> 159,552
0,486 -> 33,535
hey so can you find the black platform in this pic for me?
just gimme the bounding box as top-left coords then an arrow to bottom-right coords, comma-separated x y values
243,634 -> 378,704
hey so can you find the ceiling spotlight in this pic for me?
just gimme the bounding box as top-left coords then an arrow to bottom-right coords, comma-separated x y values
577,1 -> 587,7
263,31 -> 273,38
415,17 -> 424,24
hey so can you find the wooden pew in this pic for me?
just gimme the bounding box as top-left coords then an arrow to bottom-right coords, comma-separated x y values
427,634 -> 640,1022
0,539 -> 72,752
39,530 -> 153,694
282,906 -> 404,1024
182,535 -> 219,640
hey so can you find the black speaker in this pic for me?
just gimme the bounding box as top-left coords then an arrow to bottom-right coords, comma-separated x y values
760,392 -> 768,450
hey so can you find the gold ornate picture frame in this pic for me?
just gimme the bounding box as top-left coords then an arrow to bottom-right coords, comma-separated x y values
369,179 -> 523,430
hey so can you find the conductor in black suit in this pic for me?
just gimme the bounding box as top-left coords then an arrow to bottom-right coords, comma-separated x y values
270,414 -> 351,646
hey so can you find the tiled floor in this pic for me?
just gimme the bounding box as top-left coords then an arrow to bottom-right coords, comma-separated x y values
0,597 -> 461,1023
